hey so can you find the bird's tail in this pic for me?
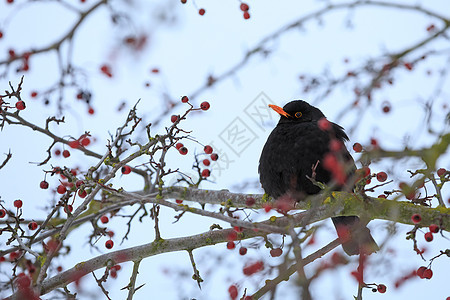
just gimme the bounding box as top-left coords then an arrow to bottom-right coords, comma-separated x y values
332,216 -> 379,256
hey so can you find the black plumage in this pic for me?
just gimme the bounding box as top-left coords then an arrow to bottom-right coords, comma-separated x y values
259,100 -> 378,255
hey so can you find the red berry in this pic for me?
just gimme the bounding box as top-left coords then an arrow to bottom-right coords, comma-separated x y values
429,224 -> 439,233
270,248 -> 283,257
404,62 -> 413,70
180,0 -> 186,3
80,137 -> 90,146
88,107 -> 95,115
239,247 -> 247,255
181,96 -> 189,103
228,285 -> 238,300
245,197 -> 255,206
200,101 -> 210,110
78,189 -> 87,198
122,165 -> 132,174
198,8 -> 205,15
64,205 -> 73,213
179,147 -> 188,155
69,140 -> 80,148
40,181 -> 49,189
28,222 -> 38,230
100,215 -> 109,224
378,194 -> 386,199
437,168 -> 446,177
7,0 -> 14,4
370,138 -> 378,147
353,143 -> 363,153
416,266 -> 427,278
376,172 -> 387,182
0,209 -> 6,218
243,11 -> 250,19
100,64 -> 113,77
226,241 -> 235,250
0,31 -> 3,39
151,68 -> 159,73
204,145 -> 213,154
13,199 -> 23,208
228,231 -> 238,241
243,261 -> 264,276
377,284 -> 387,293
411,213 -> 421,224
15,101 -> 26,110
263,203 -> 272,212
201,169 -> 210,178
175,142 -> 184,149
175,199 -> 183,204
62,150 -> 70,158
203,159 -> 210,166
112,265 -> 121,271
422,268 -> 433,279
57,185 -> 66,194
210,153 -> 219,161
171,115 -> 179,123
424,232 -> 433,242
30,91 -> 38,98
54,149 -> 61,156
75,180 -> 84,188
329,139 -> 343,152
318,118 -> 331,131
105,240 -> 114,249
382,102 -> 391,113
361,166 -> 371,177
240,3 -> 249,11
107,231 -> 114,237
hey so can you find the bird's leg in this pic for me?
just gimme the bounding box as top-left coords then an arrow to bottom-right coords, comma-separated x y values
310,160 -> 320,180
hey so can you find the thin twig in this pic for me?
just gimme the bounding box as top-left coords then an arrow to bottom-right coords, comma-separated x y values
126,259 -> 142,300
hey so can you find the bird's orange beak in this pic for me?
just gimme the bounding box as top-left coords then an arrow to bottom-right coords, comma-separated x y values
269,104 -> 291,118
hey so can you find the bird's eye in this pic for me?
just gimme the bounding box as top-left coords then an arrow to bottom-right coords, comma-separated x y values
294,112 -> 302,118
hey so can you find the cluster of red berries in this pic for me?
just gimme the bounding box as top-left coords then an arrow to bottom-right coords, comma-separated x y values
323,152 -> 347,185
68,134 -> 91,149
424,224 -> 439,242
110,264 -> 121,278
240,3 -> 250,19
416,266 -> 433,279
411,213 -> 440,242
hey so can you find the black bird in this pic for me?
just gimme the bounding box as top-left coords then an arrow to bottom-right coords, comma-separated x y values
259,100 -> 378,256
